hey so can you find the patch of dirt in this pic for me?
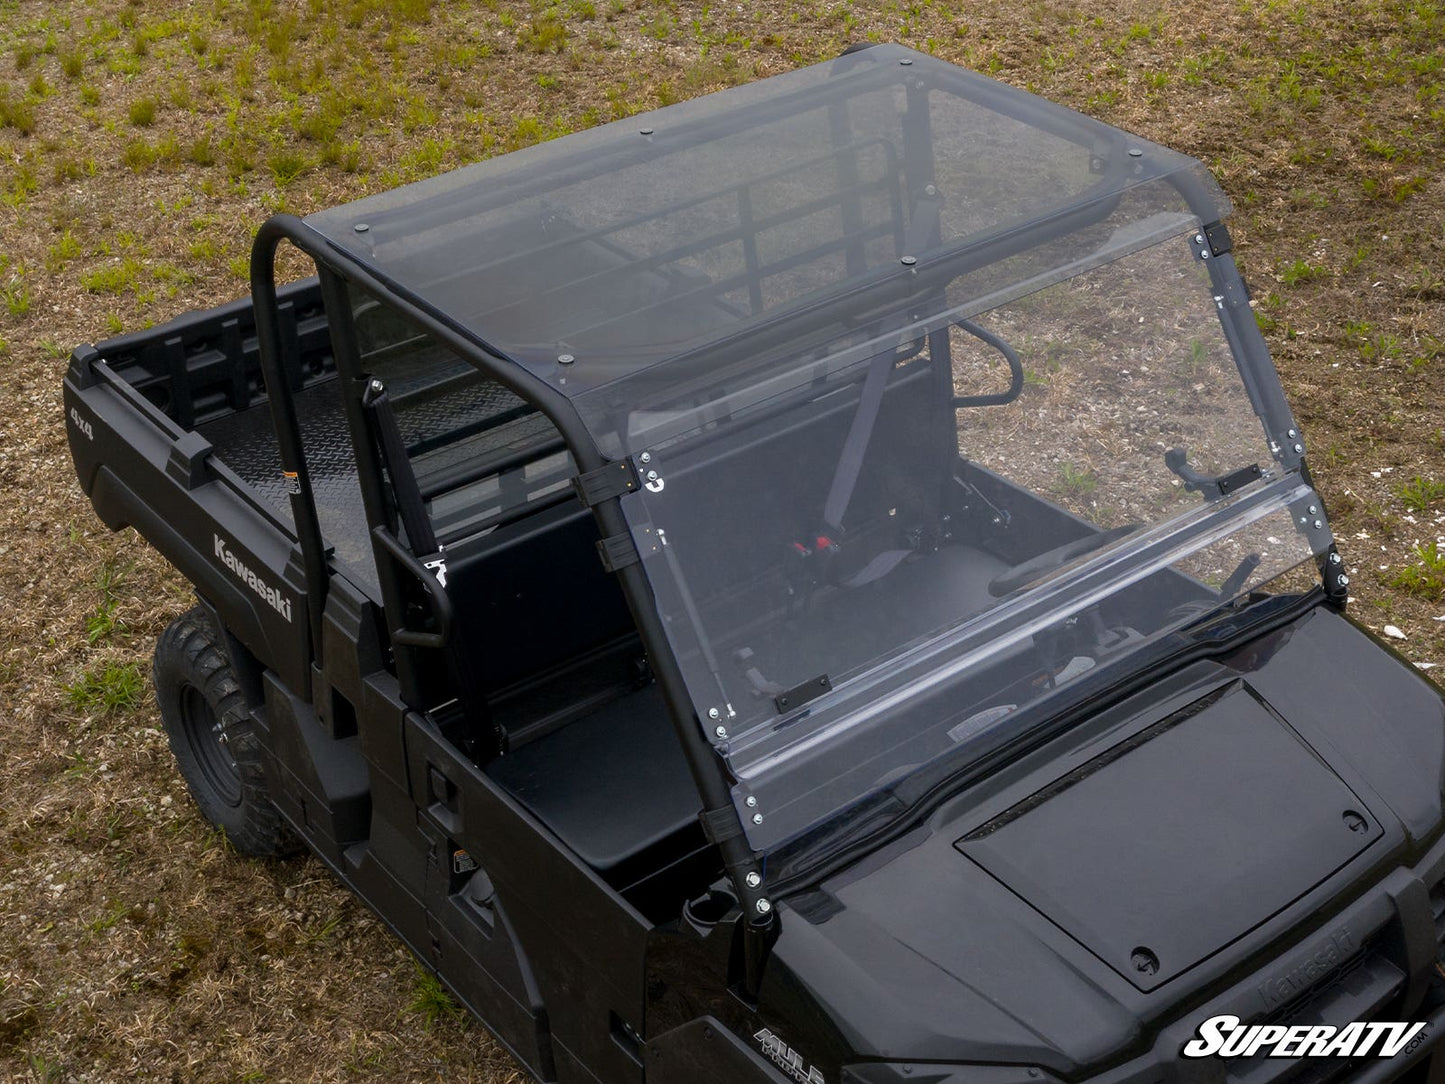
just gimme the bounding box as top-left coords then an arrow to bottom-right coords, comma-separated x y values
1,0 -> 1441,1080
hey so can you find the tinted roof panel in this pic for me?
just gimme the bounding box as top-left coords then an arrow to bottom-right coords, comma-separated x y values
305,44 -> 1226,433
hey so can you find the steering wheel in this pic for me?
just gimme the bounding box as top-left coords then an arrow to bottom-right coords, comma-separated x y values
988,523 -> 1142,597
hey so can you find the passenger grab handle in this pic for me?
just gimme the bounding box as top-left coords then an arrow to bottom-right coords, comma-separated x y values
372,525 -> 454,649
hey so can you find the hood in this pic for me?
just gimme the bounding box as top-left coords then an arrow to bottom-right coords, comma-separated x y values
762,606 -> 1445,1074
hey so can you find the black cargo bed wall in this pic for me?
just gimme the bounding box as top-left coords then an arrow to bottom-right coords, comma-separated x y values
93,278 -> 334,432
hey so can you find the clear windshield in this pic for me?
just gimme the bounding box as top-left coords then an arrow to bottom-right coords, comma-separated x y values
615,228 -> 1323,849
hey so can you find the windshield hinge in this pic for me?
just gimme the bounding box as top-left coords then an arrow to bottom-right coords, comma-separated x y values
1320,544 -> 1349,608
573,458 -> 640,507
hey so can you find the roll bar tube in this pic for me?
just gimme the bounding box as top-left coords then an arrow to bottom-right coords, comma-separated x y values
249,215 -> 776,978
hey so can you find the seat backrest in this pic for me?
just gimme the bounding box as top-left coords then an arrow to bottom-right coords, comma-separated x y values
443,502 -> 637,699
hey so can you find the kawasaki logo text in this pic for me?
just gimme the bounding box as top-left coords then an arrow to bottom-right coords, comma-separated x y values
214,535 -> 293,623
1184,1015 -> 1430,1059
1258,927 -> 1354,1010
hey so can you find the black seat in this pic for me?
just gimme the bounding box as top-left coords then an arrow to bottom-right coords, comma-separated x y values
484,684 -> 703,886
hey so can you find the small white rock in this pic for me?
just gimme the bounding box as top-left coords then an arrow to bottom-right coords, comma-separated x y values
1384,625 -> 1407,640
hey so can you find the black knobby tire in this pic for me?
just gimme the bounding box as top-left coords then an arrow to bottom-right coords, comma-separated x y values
153,606 -> 301,857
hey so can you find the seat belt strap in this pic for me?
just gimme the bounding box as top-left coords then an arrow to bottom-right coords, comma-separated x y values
821,347 -> 894,531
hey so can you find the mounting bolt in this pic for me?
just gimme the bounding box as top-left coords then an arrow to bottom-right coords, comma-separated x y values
557,353 -> 575,365
924,183 -> 937,197
756,898 -> 772,914
714,725 -> 728,739
1293,444 -> 1304,454
1313,519 -> 1323,530
646,470 -> 659,481
1195,234 -> 1205,244
354,222 -> 369,233
1308,505 -> 1318,515
707,707 -> 720,720
1128,148 -> 1143,158
1288,429 -> 1297,438
752,812 -> 764,825
639,127 -> 654,136
745,796 -> 757,807
899,58 -> 912,66
1329,552 -> 1342,565
1338,574 -> 1350,586
639,451 -> 652,464
370,379 -> 384,392
900,255 -> 917,266
745,872 -> 762,888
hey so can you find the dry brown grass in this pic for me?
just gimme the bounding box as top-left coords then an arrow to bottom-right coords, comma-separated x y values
2,0 -> 1443,1079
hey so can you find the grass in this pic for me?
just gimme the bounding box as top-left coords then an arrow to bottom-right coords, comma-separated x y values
1279,258 -> 1327,286
127,96 -> 158,127
516,15 -> 568,53
64,661 -> 145,714
0,85 -> 38,134
1396,476 -> 1445,513
2,1 -> 1445,1081
86,561 -> 127,643
2,271 -> 31,318
1391,542 -> 1445,601
407,965 -> 465,1028
1056,461 -> 1099,499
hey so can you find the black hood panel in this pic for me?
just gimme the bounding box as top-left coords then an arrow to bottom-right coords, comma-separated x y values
956,681 -> 1380,991
750,608 -> 1445,1075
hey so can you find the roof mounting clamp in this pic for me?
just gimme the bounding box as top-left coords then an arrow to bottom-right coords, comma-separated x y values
596,532 -> 640,573
596,522 -> 663,573
699,806 -> 746,845
573,458 -> 641,507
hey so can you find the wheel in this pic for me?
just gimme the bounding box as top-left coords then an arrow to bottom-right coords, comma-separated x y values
153,606 -> 300,857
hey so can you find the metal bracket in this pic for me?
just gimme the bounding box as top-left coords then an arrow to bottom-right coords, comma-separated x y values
596,532 -> 640,573
572,458 -> 640,507
775,673 -> 833,714
1204,221 -> 1232,257
1190,222 -> 1233,262
1320,544 -> 1349,607
1216,462 -> 1262,496
596,522 -> 663,574
699,806 -> 746,845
